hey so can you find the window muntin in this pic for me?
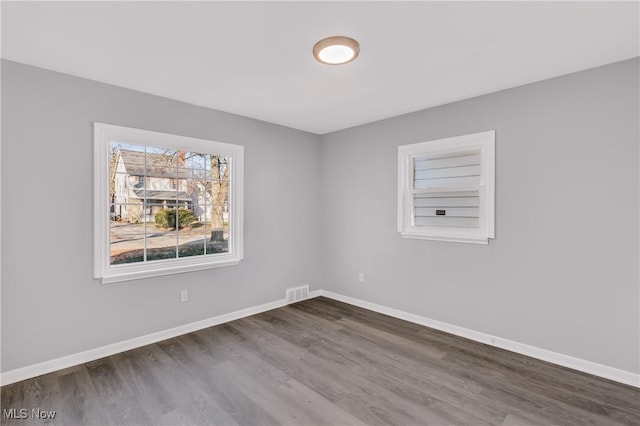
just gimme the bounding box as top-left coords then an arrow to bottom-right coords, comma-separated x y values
95,123 -> 243,283
398,131 -> 495,244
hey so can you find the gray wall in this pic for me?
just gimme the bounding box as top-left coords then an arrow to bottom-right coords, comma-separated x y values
320,58 -> 639,374
1,60 -> 322,371
2,58 -> 638,376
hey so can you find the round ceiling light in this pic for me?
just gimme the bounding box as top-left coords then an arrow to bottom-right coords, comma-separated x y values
313,36 -> 360,65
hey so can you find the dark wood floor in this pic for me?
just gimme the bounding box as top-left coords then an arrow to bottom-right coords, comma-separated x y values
2,297 -> 639,425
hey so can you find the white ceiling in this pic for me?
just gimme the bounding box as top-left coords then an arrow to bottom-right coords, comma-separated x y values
2,1 -> 638,134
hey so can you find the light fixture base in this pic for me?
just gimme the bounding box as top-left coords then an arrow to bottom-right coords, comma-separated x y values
313,36 -> 360,65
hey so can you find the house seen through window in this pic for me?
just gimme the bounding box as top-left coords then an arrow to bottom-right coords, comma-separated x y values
110,143 -> 230,263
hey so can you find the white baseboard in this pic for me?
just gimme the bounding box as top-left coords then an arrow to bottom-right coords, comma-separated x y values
308,290 -> 322,299
1,296 -> 293,386
317,290 -> 640,388
2,288 -> 637,389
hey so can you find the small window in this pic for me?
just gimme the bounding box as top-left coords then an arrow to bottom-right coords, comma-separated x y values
95,123 -> 244,283
398,131 -> 495,244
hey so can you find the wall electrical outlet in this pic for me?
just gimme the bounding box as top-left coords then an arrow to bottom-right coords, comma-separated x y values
180,290 -> 188,303
359,272 -> 365,282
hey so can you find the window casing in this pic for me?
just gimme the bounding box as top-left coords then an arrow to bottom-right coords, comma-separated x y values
94,123 -> 244,283
398,131 -> 495,244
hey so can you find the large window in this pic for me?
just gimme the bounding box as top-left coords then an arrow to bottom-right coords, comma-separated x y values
94,123 -> 244,283
398,131 -> 495,244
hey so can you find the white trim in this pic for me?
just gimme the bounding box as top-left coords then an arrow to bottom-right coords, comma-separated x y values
2,289 -> 636,389
308,290 -> 322,299
317,290 -> 640,388
399,233 -> 490,244
398,130 -> 495,244
94,123 -> 244,284
101,258 -> 242,284
0,296 -> 298,386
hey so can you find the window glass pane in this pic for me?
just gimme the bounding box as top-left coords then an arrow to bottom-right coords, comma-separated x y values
413,191 -> 480,229
208,155 -> 231,181
178,214 -> 206,259
146,201 -> 168,226
110,208 -> 145,265
115,143 -> 146,177
189,181 -> 208,222
176,179 -> 191,204
413,151 -> 481,190
112,173 -> 138,206
110,142 -> 145,205
179,151 -> 208,180
172,174 -> 203,258
146,146 -> 178,181
205,180 -> 230,255
146,202 -> 178,261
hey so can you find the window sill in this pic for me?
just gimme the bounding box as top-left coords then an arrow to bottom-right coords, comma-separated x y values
98,257 -> 242,284
400,232 -> 490,245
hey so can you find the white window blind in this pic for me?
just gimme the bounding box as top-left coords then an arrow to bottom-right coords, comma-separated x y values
414,191 -> 480,228
413,152 -> 481,229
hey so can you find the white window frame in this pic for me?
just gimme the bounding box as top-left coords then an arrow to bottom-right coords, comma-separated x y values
398,130 -> 495,244
94,123 -> 244,283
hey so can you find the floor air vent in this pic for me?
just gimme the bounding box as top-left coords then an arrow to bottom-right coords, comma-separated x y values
286,285 -> 309,303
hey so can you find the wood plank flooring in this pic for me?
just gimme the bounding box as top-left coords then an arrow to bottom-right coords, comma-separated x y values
2,297 -> 639,425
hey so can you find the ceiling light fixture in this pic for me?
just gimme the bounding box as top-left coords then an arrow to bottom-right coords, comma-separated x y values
313,36 -> 360,65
